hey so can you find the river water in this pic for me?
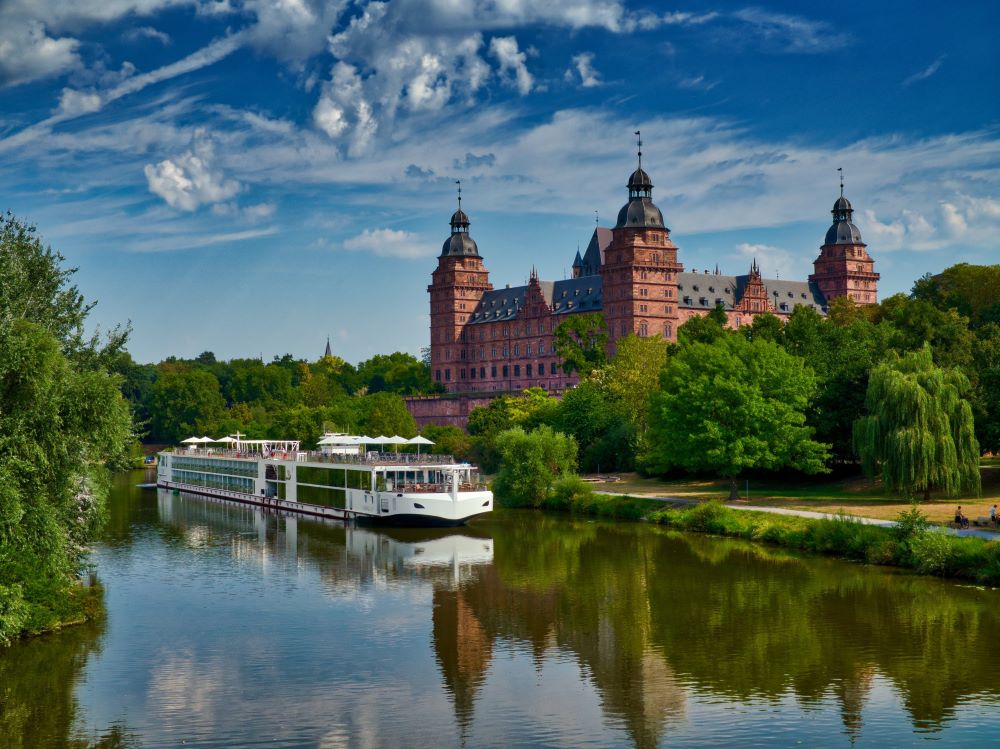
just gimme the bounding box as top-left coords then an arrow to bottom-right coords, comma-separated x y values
2,471 -> 998,749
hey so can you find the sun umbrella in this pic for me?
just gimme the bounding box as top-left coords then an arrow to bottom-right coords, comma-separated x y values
181,436 -> 200,444
409,435 -> 434,455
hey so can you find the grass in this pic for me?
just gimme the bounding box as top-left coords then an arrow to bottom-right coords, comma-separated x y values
644,501 -> 1000,586
585,462 -> 1000,533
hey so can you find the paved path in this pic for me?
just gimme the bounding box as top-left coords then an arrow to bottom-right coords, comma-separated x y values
598,492 -> 999,540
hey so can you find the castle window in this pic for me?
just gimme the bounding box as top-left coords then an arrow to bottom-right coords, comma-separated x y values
699,297 -> 707,306
503,326 -> 509,336
683,296 -> 691,304
470,368 -> 475,379
801,293 -> 807,299
526,364 -> 532,377
639,321 -> 648,337
641,271 -> 647,280
514,365 -> 521,377
502,365 -> 509,377
435,370 -> 441,381
664,323 -> 672,337
479,347 -> 485,359
514,344 -> 520,356
492,346 -> 497,358
460,349 -> 466,360
724,287 -> 730,293
620,323 -> 627,336
716,298 -> 723,306
735,317 -> 741,327
491,366 -> 497,378
480,367 -> 485,379
787,292 -> 793,298
445,369 -> 451,381
526,343 -> 533,355
525,322 -> 532,335
503,345 -> 509,357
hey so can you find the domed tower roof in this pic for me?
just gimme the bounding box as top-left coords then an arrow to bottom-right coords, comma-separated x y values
441,182 -> 479,257
615,131 -> 665,229
824,186 -> 865,246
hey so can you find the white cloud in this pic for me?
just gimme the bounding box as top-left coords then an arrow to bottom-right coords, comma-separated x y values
733,242 -> 807,281
125,26 -> 172,45
568,52 -> 601,88
729,8 -> 851,53
0,20 -> 80,87
243,202 -> 276,221
57,88 -> 104,116
144,133 -> 242,211
903,55 -> 946,86
490,36 -> 533,95
342,228 -> 434,259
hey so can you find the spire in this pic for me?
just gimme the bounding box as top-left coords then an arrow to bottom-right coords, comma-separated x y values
635,129 -> 642,170
456,179 -> 462,211
838,167 -> 844,198
449,179 -> 470,235
324,336 -> 332,358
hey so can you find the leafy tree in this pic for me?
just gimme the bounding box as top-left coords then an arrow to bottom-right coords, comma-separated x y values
506,387 -> 560,429
853,346 -> 980,500
913,263 -> 1000,328
493,426 -> 578,507
0,214 -> 132,641
148,366 -> 225,442
971,323 -> 1000,453
467,396 -> 515,437
592,334 -> 668,436
645,335 -> 830,498
355,351 -> 436,394
554,313 -> 607,375
420,424 -> 473,460
223,359 -> 295,406
676,305 -> 728,345
875,294 -> 975,372
744,312 -> 783,342
356,391 -> 417,437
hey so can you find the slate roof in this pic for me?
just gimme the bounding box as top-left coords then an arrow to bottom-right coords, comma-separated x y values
676,272 -> 828,314
466,277 -> 604,324
580,227 -> 612,276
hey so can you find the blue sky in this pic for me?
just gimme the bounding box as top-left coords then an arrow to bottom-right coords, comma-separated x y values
1,0 -> 997,365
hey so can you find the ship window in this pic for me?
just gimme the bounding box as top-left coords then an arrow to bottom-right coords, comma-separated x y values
414,503 -> 425,509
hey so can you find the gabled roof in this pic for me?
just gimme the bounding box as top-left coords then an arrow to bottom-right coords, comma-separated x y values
466,277 -> 604,324
676,272 -> 827,313
580,227 -> 612,277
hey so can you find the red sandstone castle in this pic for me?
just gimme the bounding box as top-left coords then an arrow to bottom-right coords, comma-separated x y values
416,145 -> 878,422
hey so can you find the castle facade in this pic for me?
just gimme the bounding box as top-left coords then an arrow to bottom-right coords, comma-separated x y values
418,149 -> 879,414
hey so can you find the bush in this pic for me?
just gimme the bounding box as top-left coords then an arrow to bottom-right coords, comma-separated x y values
493,426 -> 578,508
909,530 -> 954,576
546,475 -> 594,510
894,504 -> 931,541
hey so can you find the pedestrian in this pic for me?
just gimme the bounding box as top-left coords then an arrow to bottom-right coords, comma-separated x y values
991,503 -> 998,528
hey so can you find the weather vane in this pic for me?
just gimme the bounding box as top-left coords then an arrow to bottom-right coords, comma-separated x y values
456,179 -> 462,209
837,167 -> 844,197
635,129 -> 642,168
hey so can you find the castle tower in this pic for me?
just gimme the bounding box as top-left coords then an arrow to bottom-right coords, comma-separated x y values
809,180 -> 879,305
428,184 -> 492,391
601,133 -> 683,351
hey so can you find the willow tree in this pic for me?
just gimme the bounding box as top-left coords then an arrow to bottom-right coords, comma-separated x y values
853,345 -> 980,501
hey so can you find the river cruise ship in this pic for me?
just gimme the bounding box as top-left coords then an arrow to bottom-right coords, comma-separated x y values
155,434 -> 492,526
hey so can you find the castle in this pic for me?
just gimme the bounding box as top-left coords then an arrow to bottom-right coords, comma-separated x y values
410,142 -> 879,426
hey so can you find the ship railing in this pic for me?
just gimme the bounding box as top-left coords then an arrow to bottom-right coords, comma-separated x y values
392,482 -> 487,494
173,447 -> 460,466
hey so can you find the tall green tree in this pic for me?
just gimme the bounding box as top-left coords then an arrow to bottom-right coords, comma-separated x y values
554,313 -> 608,375
676,305 -> 728,345
0,214 -> 132,641
645,334 -> 830,498
148,366 -> 225,442
853,345 -> 980,500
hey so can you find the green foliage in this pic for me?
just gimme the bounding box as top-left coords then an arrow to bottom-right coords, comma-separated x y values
592,333 -> 668,436
355,391 -> 417,437
0,214 -> 132,641
677,304 -> 728,345
554,313 -> 608,376
912,263 -> 1000,329
148,366 -> 226,443
420,424 -> 472,460
646,502 -> 1000,584
853,345 -> 981,499
493,426 -> 578,507
893,504 -> 931,541
355,351 -> 438,394
644,334 -> 830,485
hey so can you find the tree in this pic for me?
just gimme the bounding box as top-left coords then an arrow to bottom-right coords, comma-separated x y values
355,351 -> 436,394
554,313 -> 607,375
592,334 -> 668,436
420,424 -> 472,460
853,346 -> 980,500
356,391 -> 417,437
492,426 -> 578,507
744,312 -> 783,342
148,366 -> 225,442
645,335 -> 830,498
676,305 -> 728,345
0,214 -> 132,641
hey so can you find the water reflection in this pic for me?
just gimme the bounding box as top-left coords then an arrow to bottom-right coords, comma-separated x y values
2,476 -> 997,749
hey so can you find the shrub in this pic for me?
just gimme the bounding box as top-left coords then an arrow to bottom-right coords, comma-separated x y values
909,530 -> 954,576
893,504 -> 931,541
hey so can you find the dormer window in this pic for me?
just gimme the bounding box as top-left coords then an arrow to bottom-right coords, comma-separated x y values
574,289 -> 580,296
693,284 -> 700,291
787,292 -> 793,298
708,286 -> 715,293
587,288 -> 592,294
562,291 -> 567,298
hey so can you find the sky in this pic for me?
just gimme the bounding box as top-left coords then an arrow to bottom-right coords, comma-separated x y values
1,0 -> 997,365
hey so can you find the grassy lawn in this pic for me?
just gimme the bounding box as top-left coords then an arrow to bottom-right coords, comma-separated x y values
585,461 -> 1000,533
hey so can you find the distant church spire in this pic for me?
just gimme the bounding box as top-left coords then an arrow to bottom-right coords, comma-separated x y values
324,336 -> 332,358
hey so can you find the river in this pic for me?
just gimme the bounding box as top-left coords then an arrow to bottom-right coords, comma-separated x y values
2,471 -> 998,748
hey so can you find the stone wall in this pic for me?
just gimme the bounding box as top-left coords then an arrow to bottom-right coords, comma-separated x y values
405,394 -> 500,430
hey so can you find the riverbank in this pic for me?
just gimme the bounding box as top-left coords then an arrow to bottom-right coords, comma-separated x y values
582,463 -> 1000,533
511,489 -> 1000,586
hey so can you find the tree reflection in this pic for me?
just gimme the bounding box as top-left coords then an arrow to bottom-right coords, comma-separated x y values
0,605 -> 140,748
434,514 -> 999,746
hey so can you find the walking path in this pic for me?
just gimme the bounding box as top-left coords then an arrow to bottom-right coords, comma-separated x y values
598,492 -> 999,540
